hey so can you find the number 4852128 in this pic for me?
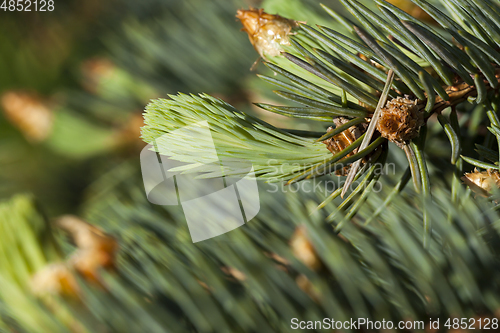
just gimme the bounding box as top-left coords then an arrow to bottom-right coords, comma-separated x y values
1,0 -> 54,11
444,317 -> 499,330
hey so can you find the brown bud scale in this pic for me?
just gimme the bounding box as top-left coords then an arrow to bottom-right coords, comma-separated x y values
322,117 -> 367,176
31,216 -> 119,298
0,91 -> 54,142
462,168 -> 500,197
377,96 -> 424,146
236,8 -> 298,59
290,226 -> 322,271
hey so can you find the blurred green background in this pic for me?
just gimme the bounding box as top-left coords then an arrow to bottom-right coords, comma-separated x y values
1,0 -> 255,216
0,0 -> 356,216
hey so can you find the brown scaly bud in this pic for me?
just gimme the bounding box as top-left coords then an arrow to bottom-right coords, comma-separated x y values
0,91 -> 54,142
56,215 -> 119,284
322,117 -> 368,176
31,216 -> 119,298
236,8 -> 299,60
31,263 -> 80,298
290,226 -> 322,271
462,168 -> 500,197
377,96 -> 424,147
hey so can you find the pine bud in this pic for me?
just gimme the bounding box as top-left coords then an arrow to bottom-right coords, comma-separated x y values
322,117 -> 367,176
290,226 -> 321,271
56,215 -> 119,283
0,91 -> 54,142
376,96 -> 424,146
31,263 -> 80,298
31,216 -> 119,298
462,168 -> 500,197
236,8 -> 298,59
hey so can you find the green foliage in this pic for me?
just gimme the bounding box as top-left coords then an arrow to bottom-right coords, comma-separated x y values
142,0 -> 500,227
106,0 -> 255,96
142,93 -> 332,181
0,195 -> 63,333
3,0 -> 500,332
46,110 -> 119,159
4,170 -> 500,332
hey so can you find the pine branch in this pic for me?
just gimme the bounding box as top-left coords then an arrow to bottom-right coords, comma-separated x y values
245,0 -> 500,209
141,93 -> 333,182
76,170 -> 500,330
141,0 -> 500,229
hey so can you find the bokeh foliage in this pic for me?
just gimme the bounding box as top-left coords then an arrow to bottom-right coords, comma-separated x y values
1,0 -> 500,332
